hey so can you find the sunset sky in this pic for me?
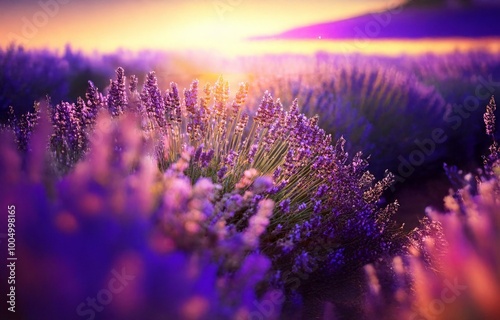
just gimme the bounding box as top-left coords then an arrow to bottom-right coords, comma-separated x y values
0,0 -> 401,53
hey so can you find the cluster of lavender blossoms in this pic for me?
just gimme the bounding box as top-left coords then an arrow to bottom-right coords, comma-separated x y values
114,68 -> 404,275
4,104 -> 40,151
2,67 -> 408,318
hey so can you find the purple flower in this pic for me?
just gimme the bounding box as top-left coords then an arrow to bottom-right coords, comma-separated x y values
201,149 -> 214,168
314,184 -> 328,198
279,198 -> 291,214
217,166 -> 227,180
193,145 -> 203,163
484,96 -> 497,137
297,203 -> 307,211
107,67 -> 127,117
252,176 -> 273,194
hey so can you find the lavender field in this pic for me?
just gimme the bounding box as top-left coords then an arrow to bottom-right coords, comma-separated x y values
1,1 -> 500,320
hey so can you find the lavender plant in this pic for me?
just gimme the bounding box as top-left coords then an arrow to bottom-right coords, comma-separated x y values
4,104 -> 40,151
2,67 -> 408,318
121,69 -> 407,280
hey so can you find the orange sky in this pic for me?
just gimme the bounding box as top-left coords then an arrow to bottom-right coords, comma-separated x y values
0,0 -> 401,54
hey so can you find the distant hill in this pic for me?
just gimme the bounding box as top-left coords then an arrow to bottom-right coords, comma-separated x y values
251,4 -> 500,40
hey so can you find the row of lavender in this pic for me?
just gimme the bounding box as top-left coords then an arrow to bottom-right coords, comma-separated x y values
243,53 -> 500,226
3,46 -> 500,180
1,65 -> 499,318
0,45 -> 172,121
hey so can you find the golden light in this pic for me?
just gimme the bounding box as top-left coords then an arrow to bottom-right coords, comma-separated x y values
0,0 -> 397,55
